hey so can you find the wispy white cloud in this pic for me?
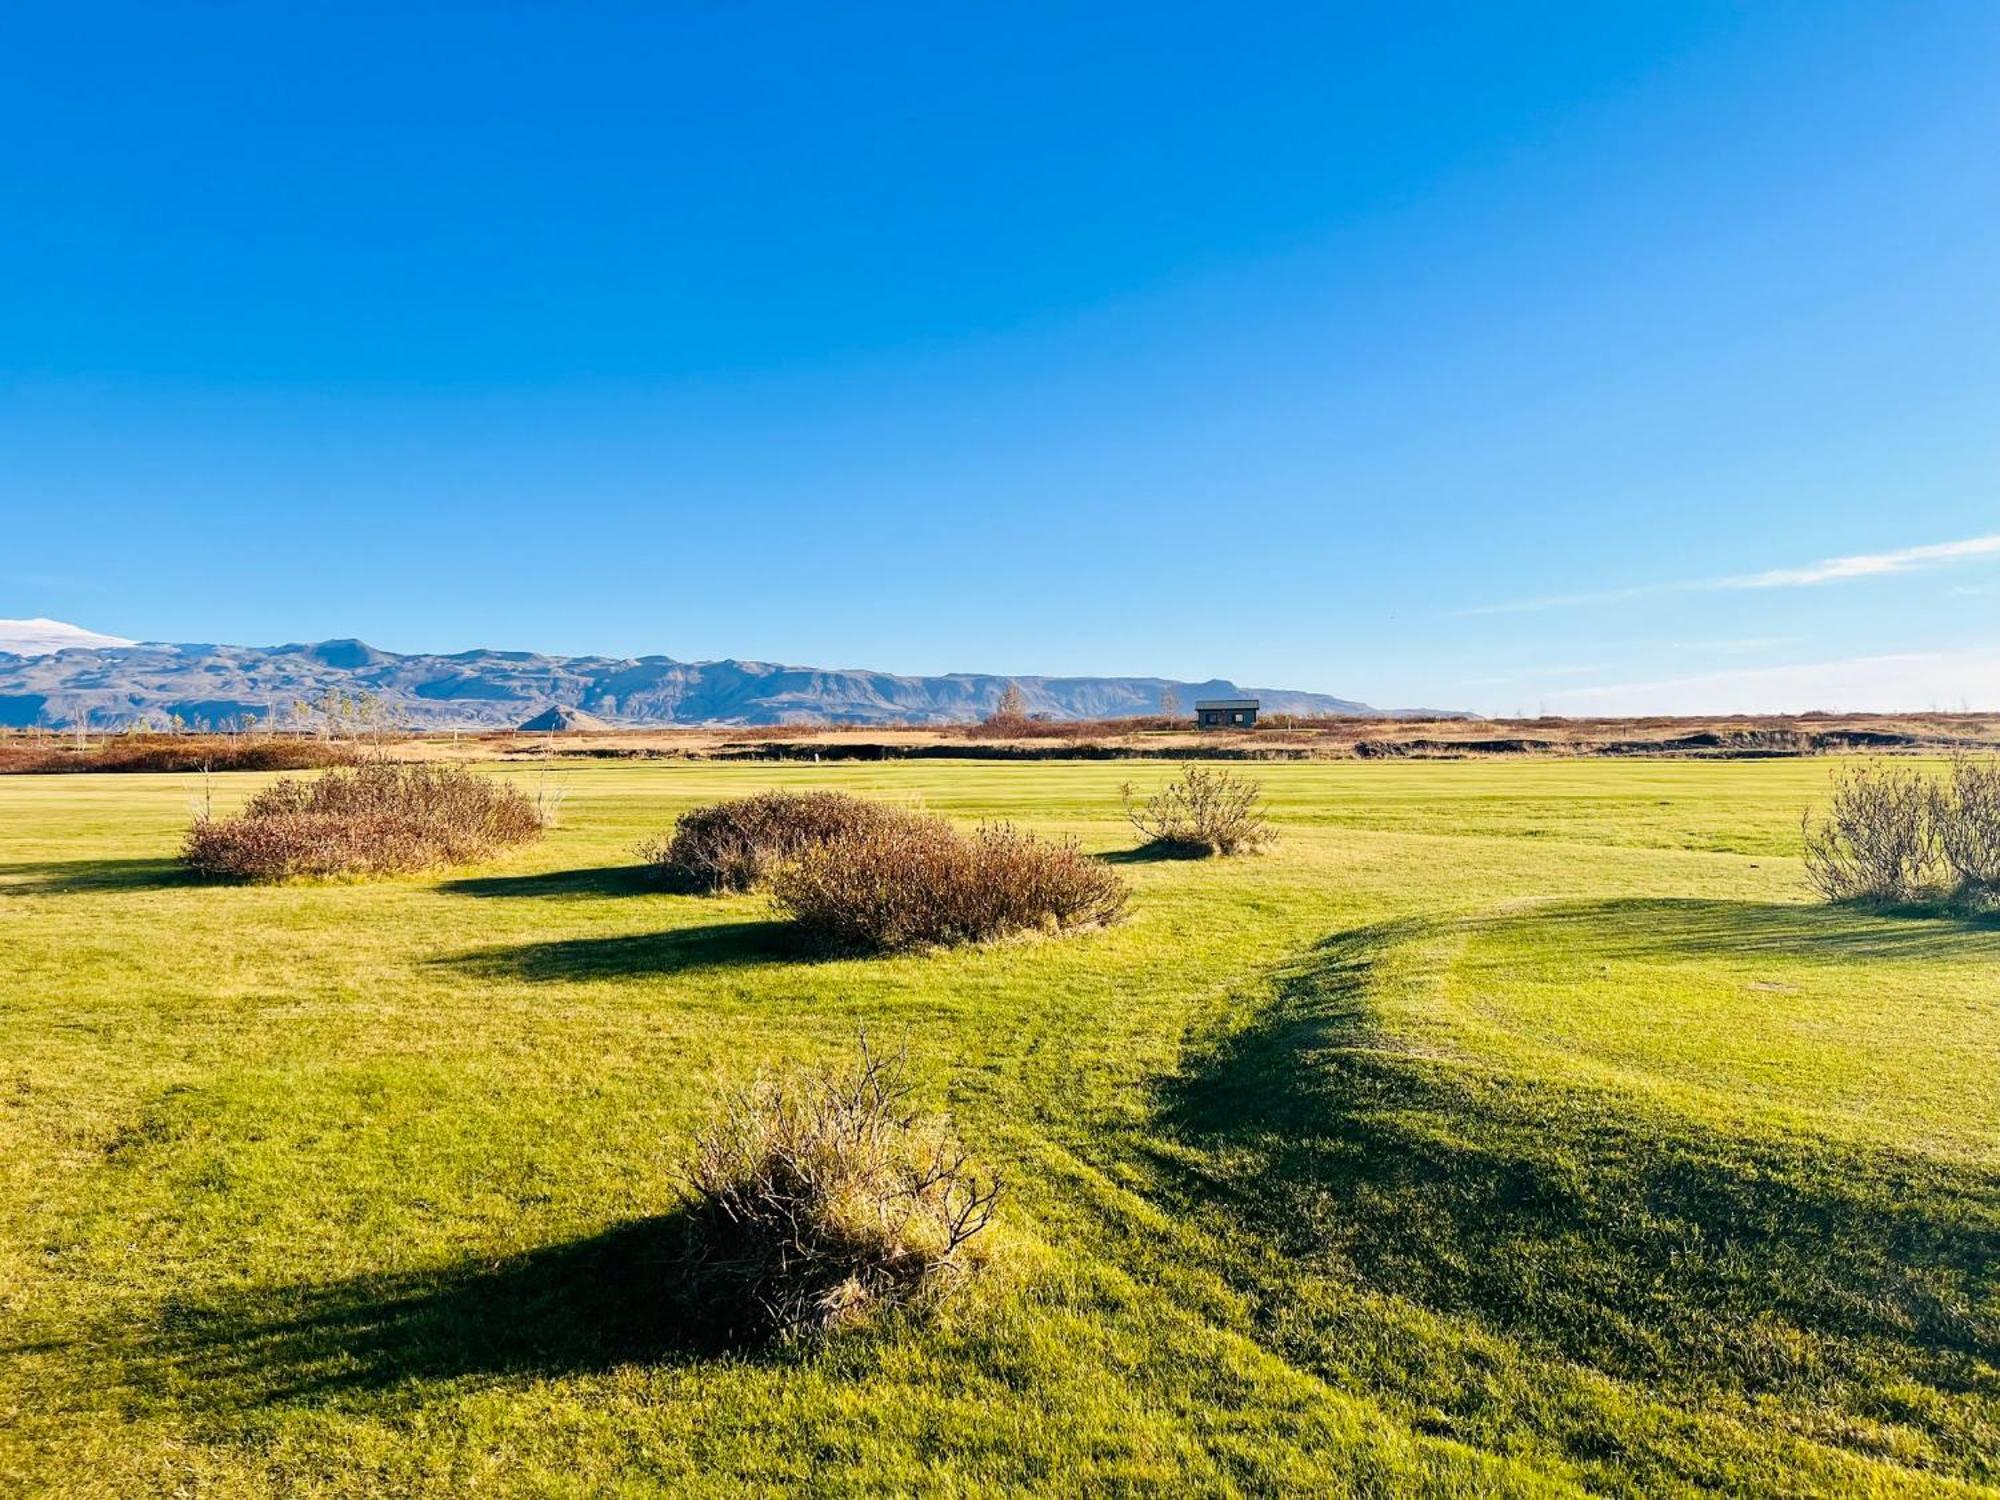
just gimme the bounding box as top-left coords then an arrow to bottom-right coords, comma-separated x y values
1461,532 -> 2000,616
1726,534 -> 2000,588
1456,582 -> 1669,616
1666,635 -> 1798,655
1540,648 -> 2000,716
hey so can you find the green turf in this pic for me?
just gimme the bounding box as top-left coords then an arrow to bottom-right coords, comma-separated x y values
1,759 -> 1994,1497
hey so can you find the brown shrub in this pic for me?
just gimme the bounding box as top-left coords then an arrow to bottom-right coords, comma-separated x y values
1801,763 -> 1944,903
637,791 -> 904,893
1121,765 -> 1272,856
965,714 -> 1167,741
183,762 -> 544,880
771,814 -> 1127,951
1,735 -> 359,775
684,1039 -> 998,1345
1934,753 -> 2000,902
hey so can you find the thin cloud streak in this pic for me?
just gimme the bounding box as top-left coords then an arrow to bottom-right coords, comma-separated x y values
1460,532 -> 2000,616
1666,636 -> 1798,655
1730,533 -> 2000,587
1540,648 -> 2000,715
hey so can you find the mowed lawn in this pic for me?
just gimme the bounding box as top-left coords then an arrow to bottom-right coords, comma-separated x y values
1,759 -> 1995,1497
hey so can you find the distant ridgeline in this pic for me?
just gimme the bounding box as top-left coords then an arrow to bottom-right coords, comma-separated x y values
0,636 -> 1442,729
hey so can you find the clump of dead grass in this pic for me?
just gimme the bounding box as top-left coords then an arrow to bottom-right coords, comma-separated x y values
682,1038 -> 999,1344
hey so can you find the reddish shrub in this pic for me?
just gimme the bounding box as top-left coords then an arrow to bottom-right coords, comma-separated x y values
637,790 -> 903,893
183,762 -> 543,880
1,736 -> 359,775
770,814 -> 1127,951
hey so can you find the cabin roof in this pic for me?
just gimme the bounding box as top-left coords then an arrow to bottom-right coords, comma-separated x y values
1194,699 -> 1260,711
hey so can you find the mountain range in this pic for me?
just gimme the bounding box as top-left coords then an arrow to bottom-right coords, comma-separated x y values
0,620 -> 1452,728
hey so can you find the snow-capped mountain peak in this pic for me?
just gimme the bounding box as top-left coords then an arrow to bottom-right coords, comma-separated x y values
0,618 -> 138,655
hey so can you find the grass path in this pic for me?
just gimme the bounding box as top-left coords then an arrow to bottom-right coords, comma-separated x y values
1,760 -> 1994,1495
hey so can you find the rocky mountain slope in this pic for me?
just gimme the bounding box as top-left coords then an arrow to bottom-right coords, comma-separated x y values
0,628 -> 1448,728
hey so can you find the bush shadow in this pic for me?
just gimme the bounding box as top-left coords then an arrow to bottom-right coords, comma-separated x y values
0,857 -> 192,894
134,1212 -> 781,1411
1154,911 -> 2000,1428
442,919 -> 805,981
437,865 -> 659,901
1489,895 -> 2000,965
1099,842 -> 1213,865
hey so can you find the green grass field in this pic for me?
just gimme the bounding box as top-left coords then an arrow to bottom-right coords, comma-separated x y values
2,759 -> 1995,1497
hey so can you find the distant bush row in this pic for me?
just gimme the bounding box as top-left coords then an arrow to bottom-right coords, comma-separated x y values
1803,755 -> 2000,907
173,759 -> 1265,952
1,735 -> 358,775
184,762 -> 547,880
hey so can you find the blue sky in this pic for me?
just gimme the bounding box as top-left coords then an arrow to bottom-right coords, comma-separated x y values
3,2 -> 1997,713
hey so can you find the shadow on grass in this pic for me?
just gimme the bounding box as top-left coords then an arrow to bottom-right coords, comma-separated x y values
437,865 -> 660,901
442,919 -> 803,980
133,1213 -> 777,1410
1154,906 -> 2000,1468
1099,842 -> 1214,865
0,857 -> 191,894
1481,895 -> 2000,965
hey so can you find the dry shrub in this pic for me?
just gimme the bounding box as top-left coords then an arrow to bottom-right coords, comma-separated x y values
2,736 -> 358,775
183,762 -> 544,880
1801,763 -> 1944,903
771,815 -> 1127,951
1121,765 -> 1272,856
1935,753 -> 2000,901
684,1039 -> 998,1344
968,714 -> 1169,740
637,790 -> 903,893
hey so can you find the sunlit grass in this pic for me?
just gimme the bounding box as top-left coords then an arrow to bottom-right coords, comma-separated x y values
1,759 -> 1993,1495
